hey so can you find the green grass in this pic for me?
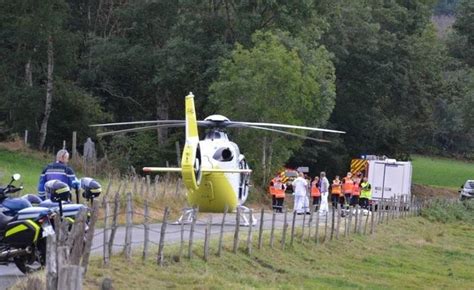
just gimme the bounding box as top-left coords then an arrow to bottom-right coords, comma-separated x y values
412,155 -> 474,189
84,216 -> 474,290
0,148 -> 52,193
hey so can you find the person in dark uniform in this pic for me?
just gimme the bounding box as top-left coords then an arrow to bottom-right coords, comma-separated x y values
38,149 -> 79,200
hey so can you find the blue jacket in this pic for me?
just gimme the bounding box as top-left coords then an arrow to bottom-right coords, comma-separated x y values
38,162 -> 78,199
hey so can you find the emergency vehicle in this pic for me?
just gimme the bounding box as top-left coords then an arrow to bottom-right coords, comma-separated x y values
350,156 -> 412,201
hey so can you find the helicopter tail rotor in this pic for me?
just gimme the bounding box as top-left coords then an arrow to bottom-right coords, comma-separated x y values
181,93 -> 202,190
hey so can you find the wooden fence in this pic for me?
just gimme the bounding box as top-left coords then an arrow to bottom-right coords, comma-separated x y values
24,176 -> 446,289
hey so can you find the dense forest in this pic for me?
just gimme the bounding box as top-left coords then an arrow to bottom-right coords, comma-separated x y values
0,0 -> 472,183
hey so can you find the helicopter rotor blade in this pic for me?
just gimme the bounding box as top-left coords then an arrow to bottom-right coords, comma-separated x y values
96,123 -> 185,137
90,120 -> 185,127
230,121 -> 345,134
246,126 -> 332,143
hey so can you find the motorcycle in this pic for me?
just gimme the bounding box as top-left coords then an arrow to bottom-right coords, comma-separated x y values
0,202 -> 54,273
0,174 -> 37,216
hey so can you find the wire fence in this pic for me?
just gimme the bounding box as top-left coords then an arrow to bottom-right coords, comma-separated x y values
87,182 -> 434,269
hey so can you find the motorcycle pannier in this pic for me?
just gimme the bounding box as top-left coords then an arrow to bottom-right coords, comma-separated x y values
4,220 -> 40,247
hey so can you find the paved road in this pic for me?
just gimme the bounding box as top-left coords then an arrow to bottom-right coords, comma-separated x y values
1,210 -> 330,289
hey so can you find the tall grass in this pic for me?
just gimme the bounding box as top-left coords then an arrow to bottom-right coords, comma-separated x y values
422,199 -> 474,223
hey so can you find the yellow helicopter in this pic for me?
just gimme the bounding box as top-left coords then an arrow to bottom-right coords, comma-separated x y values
92,93 -> 344,225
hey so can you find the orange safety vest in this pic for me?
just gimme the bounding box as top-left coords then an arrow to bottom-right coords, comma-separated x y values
311,182 -> 321,197
352,182 -> 361,196
269,184 -> 276,196
342,178 -> 354,194
274,182 -> 285,198
331,181 -> 342,195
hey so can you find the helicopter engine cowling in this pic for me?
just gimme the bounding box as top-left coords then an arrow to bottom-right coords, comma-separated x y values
213,147 -> 233,162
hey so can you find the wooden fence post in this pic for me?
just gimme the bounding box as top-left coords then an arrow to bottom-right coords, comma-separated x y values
72,131 -> 77,159
46,228 -> 58,290
154,175 -> 159,199
364,209 -> 370,235
330,205 -> 335,241
246,209 -> 253,255
179,217 -> 185,261
269,211 -> 276,248
68,208 -> 87,265
124,192 -> 133,260
336,203 -> 341,240
378,199 -> 383,224
281,208 -> 288,250
370,205 -> 375,234
217,205 -> 228,257
158,207 -> 170,266
314,209 -> 320,244
57,265 -> 82,290
143,199 -> 150,261
204,215 -> 211,262
108,192 -> 120,257
307,205 -> 315,241
146,175 -> 151,200
290,211 -> 297,246
324,211 -> 329,242
301,208 -> 307,243
24,130 -> 28,146
258,208 -> 264,250
188,207 -> 198,259
82,203 -> 99,274
354,205 -> 359,234
103,196 -> 110,266
233,207 -> 241,254
347,206 -> 353,236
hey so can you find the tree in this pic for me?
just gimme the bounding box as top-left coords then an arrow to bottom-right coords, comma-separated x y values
209,31 -> 336,184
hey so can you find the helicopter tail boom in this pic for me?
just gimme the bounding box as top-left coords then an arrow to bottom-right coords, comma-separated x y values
143,167 -> 252,174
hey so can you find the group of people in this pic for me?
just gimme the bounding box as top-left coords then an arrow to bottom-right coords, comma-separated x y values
269,171 -> 373,214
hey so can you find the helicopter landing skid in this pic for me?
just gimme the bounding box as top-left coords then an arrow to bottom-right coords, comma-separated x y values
175,208 -> 195,224
237,205 -> 257,227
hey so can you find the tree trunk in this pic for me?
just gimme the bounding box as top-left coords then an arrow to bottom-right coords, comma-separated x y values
39,36 -> 54,150
25,58 -> 33,87
156,90 -> 169,145
261,136 -> 267,185
267,138 -> 273,184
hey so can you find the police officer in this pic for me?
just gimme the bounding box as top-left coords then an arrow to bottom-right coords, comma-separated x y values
38,149 -> 79,200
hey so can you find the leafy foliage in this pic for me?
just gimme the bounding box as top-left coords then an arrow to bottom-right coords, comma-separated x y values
209,31 -> 335,182
0,0 -> 471,185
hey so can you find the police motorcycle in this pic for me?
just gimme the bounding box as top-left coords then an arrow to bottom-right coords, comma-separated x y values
0,174 -> 55,274
38,178 -> 102,225
0,174 -> 43,216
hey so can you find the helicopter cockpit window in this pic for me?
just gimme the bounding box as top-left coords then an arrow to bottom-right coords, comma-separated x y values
213,147 -> 233,162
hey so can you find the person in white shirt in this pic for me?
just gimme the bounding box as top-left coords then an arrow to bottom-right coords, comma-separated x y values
292,172 -> 309,214
319,171 -> 330,214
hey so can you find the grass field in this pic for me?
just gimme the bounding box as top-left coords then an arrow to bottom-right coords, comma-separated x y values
0,148 -> 52,193
83,216 -> 474,289
412,155 -> 474,189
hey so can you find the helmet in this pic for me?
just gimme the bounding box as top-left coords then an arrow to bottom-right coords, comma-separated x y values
45,180 -> 71,202
80,177 -> 102,199
22,194 -> 42,205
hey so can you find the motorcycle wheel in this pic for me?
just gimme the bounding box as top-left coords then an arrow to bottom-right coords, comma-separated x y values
14,240 -> 46,274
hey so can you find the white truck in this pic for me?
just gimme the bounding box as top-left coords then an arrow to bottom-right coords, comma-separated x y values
366,158 -> 413,201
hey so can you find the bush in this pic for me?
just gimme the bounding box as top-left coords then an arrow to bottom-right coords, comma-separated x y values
421,199 -> 474,223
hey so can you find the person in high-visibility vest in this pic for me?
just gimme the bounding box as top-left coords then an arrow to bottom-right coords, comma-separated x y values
331,175 -> 342,208
310,176 -> 321,210
359,177 -> 372,209
269,178 -> 277,211
342,172 -> 354,208
274,177 -> 286,213
351,173 -> 362,206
